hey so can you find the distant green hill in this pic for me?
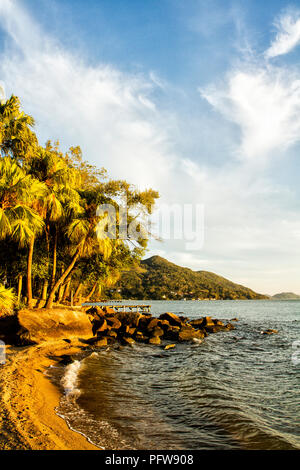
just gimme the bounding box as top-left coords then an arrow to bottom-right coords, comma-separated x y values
108,255 -> 268,300
272,292 -> 300,300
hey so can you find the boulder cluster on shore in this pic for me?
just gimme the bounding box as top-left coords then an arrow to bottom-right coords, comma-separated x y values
84,307 -> 236,349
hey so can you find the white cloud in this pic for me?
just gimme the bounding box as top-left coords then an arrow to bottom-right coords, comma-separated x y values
200,67 -> 300,162
265,12 -> 300,58
0,0 -> 178,191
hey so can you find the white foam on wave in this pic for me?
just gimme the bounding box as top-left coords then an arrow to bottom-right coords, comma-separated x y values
57,352 -> 122,449
60,360 -> 82,397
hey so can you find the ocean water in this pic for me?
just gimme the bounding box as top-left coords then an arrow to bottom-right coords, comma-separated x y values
49,300 -> 300,450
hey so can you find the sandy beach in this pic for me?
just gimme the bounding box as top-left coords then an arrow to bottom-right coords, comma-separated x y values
0,339 -> 98,450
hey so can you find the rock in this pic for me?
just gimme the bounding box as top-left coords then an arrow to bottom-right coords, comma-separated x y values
179,316 -> 189,323
192,338 -> 203,344
164,325 -> 181,340
137,314 -> 152,331
16,308 -> 93,345
152,326 -> 164,337
189,317 -> 216,328
213,319 -> 225,326
190,316 -> 215,328
121,325 -> 136,335
203,316 -> 215,327
224,323 -> 235,331
261,329 -> 278,335
188,318 -> 205,329
158,319 -> 171,330
231,318 -> 239,322
147,318 -> 171,332
93,318 -> 108,336
107,330 -> 118,338
128,327 -> 136,336
164,344 -> 176,350
115,311 -> 143,328
132,313 -> 144,327
85,306 -> 105,319
56,354 -> 75,365
105,316 -> 122,330
85,306 -> 97,315
159,312 -> 183,327
122,336 -> 135,346
204,325 -> 223,333
84,336 -> 100,345
103,306 -> 116,314
96,306 -> 106,316
87,315 -> 95,327
149,336 -> 161,345
178,326 -> 204,342
147,318 -> 160,331
94,337 -> 108,347
135,331 -> 149,342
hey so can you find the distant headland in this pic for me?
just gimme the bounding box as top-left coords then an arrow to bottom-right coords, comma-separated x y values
109,255 -> 268,300
272,292 -> 300,300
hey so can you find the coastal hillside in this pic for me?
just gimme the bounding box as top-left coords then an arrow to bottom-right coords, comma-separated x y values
109,256 -> 268,300
272,292 -> 300,300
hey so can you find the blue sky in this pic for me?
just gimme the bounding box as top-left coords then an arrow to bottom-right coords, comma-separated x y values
1,0 -> 300,294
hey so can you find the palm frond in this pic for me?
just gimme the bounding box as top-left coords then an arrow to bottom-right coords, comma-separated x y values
0,208 -> 11,239
10,219 -> 34,247
67,218 -> 89,242
0,283 -> 16,312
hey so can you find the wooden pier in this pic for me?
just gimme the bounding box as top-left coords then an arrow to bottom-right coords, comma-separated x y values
98,304 -> 151,314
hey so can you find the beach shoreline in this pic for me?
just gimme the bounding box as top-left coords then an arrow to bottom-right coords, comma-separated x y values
0,305 -> 237,450
0,339 -> 98,450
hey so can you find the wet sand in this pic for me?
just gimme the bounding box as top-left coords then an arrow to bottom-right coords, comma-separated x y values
0,340 -> 98,450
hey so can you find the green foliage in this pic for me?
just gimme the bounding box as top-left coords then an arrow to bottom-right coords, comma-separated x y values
113,256 -> 268,300
0,94 -> 159,308
0,283 -> 16,312
0,156 -> 47,246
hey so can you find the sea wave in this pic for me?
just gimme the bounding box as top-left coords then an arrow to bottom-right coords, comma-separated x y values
60,360 -> 83,397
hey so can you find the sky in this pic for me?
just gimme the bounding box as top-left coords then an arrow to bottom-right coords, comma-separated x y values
1,0 -> 300,295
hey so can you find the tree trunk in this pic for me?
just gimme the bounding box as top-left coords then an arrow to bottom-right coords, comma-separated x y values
56,267 -> 65,302
57,280 -> 65,303
27,235 -> 35,308
74,282 -> 82,300
17,275 -> 23,304
45,251 -> 80,309
41,279 -> 48,300
37,280 -> 48,308
62,278 -> 71,302
85,282 -> 97,302
51,228 -> 58,289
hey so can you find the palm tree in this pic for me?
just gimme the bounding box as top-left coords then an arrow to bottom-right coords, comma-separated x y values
29,146 -> 82,296
0,157 -> 47,306
0,95 -> 37,161
44,188 -> 114,309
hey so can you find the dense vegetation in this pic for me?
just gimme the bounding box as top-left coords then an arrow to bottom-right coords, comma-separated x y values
0,95 -> 159,311
109,256 -> 268,300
